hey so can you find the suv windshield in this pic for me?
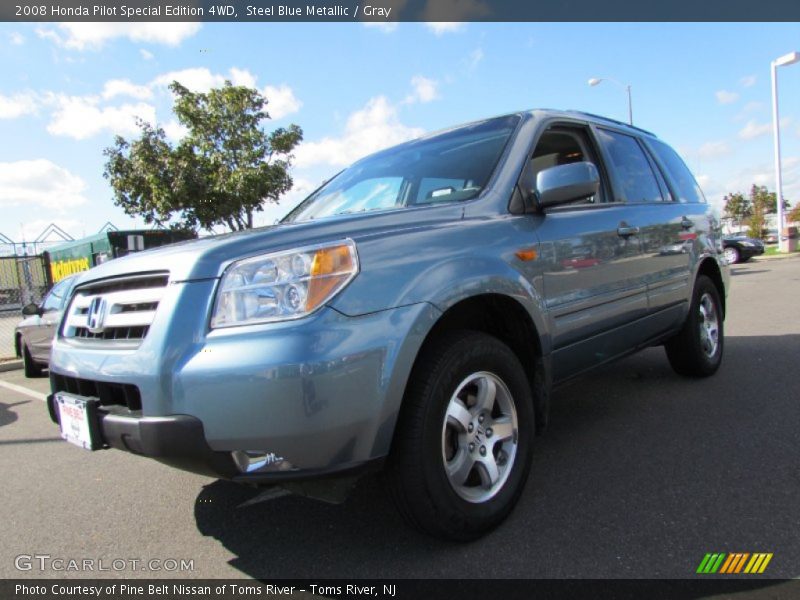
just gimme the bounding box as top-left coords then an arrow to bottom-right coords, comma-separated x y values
283,115 -> 520,223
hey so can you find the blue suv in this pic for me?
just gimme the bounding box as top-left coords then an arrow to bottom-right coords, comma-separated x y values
47,110 -> 728,540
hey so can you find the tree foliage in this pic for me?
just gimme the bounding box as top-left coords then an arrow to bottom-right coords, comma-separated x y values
722,192 -> 750,229
722,184 -> 791,236
747,185 -> 770,238
789,203 -> 800,224
104,81 -> 303,232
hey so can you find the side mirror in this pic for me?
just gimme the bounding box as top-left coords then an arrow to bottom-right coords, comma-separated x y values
22,303 -> 42,317
534,162 -> 600,210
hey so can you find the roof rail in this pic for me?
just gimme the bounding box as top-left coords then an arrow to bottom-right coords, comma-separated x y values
564,110 -> 657,137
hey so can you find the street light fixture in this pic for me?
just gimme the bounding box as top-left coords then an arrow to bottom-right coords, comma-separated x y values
771,51 -> 800,253
588,77 -> 633,125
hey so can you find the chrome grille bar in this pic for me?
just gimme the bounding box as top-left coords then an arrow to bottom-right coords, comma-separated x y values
62,274 -> 168,343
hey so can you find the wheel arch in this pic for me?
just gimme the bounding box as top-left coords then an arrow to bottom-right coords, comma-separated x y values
401,293 -> 551,435
696,257 -> 726,318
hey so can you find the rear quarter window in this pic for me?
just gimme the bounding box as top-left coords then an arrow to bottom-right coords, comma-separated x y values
647,139 -> 706,204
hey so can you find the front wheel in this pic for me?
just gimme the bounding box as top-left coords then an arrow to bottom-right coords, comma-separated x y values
385,331 -> 534,541
22,342 -> 44,378
665,276 -> 724,377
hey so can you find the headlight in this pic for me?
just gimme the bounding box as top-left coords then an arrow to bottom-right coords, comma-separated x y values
211,239 -> 358,328
741,241 -> 754,247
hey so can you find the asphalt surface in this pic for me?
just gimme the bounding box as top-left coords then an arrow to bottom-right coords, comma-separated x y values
1,256 -> 799,582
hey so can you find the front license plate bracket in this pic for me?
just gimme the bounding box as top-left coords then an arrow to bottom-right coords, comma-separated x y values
55,392 -> 103,451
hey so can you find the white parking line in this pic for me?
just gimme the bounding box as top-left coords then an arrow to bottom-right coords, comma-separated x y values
0,380 -> 47,402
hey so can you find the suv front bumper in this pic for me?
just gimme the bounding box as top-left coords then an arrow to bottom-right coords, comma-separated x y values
49,285 -> 438,481
46,400 -> 238,477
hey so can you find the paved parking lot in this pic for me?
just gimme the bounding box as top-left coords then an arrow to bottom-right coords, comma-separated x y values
1,257 -> 798,581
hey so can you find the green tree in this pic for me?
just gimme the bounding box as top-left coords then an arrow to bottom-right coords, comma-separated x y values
789,202 -> 800,224
747,185 -> 769,238
104,81 -> 303,232
752,184 -> 781,213
722,192 -> 751,230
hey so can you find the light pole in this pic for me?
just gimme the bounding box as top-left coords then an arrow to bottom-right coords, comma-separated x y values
771,51 -> 799,253
588,77 -> 633,125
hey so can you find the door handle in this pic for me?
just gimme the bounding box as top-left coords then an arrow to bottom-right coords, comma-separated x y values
617,225 -> 640,237
680,218 -> 694,229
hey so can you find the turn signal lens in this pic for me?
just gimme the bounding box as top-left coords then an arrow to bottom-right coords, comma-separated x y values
307,245 -> 357,312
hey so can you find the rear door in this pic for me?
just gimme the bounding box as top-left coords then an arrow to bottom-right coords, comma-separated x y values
644,136 -> 713,305
594,128 -> 696,321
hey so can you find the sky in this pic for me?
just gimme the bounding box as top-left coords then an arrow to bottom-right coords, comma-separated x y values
1,21 -> 800,245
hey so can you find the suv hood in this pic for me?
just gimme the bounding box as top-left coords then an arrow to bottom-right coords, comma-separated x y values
72,205 -> 465,285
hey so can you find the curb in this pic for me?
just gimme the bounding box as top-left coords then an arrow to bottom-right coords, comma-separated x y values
0,360 -> 23,372
753,252 -> 800,261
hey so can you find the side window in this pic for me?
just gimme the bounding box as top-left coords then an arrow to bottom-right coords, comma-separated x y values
597,129 -> 663,203
648,139 -> 706,204
41,278 -> 70,312
530,128 -> 604,204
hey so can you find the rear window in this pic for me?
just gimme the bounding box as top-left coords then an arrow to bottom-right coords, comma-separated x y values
647,139 -> 706,204
284,115 -> 520,223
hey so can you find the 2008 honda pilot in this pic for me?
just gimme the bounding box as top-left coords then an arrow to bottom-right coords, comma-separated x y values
48,109 -> 728,540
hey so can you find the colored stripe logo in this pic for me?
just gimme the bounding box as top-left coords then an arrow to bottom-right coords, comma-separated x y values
697,553 -> 773,574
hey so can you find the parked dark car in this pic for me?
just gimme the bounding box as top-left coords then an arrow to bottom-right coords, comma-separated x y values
15,275 -> 78,377
722,235 -> 764,264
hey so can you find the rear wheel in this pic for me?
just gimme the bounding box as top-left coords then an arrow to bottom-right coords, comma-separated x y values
22,342 -> 44,378
665,276 -> 724,377
386,331 -> 534,541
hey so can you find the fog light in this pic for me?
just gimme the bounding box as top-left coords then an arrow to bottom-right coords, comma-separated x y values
231,450 -> 292,474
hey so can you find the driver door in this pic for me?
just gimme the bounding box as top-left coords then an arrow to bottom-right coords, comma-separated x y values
530,124 -> 648,382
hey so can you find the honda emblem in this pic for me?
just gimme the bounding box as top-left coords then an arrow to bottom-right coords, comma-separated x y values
86,297 -> 107,333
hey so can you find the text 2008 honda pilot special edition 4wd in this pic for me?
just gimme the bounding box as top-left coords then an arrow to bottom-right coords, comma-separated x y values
48,109 -> 728,540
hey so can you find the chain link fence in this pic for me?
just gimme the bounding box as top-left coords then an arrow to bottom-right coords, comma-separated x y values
0,255 -> 50,360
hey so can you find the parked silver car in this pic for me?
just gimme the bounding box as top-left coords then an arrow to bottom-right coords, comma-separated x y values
15,275 -> 78,377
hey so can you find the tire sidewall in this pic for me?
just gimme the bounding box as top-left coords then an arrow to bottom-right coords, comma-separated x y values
22,341 -> 43,378
23,342 -> 34,375
417,337 -> 534,535
688,277 -> 724,373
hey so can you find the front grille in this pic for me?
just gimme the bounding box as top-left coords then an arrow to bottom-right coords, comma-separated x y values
62,272 -> 168,344
73,326 -> 150,340
51,373 -> 142,411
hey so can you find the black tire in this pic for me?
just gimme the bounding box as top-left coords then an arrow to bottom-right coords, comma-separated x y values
385,330 -> 534,541
665,275 -> 724,377
22,342 -> 44,378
